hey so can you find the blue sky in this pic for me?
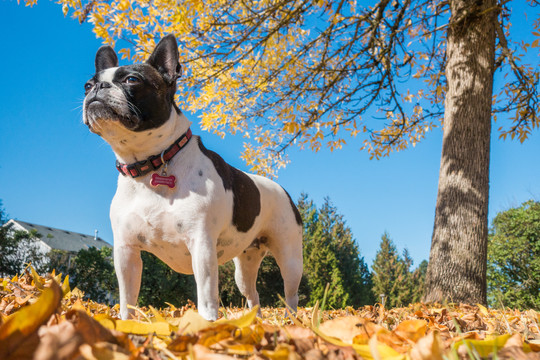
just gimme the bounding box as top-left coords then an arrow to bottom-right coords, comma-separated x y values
0,0 -> 538,269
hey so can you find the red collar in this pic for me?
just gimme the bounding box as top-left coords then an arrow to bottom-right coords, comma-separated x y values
116,128 -> 192,178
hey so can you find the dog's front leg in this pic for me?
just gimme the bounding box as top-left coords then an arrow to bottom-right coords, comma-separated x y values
114,245 -> 142,320
191,237 -> 219,321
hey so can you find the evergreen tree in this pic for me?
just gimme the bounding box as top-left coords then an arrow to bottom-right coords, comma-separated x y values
398,248 -> 415,305
372,235 -> 428,307
300,195 -> 373,308
487,200 -> 540,310
372,232 -> 410,307
411,260 -> 428,303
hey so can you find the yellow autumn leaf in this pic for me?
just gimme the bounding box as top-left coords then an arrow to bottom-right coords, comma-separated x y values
117,0 -> 129,11
216,305 -> 259,328
97,317 -> 172,336
61,274 -> 71,296
368,334 -> 406,360
453,334 -> 512,358
0,280 -> 62,359
29,265 -> 44,290
197,323 -> 237,347
171,309 -> 213,334
393,319 -> 427,343
261,343 -> 292,360
148,305 -> 166,322
476,303 -> 490,317
226,343 -> 255,355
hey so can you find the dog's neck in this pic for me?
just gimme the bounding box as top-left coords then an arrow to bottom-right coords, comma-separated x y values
103,109 -> 192,164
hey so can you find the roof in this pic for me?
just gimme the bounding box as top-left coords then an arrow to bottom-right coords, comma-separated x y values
5,219 -> 112,253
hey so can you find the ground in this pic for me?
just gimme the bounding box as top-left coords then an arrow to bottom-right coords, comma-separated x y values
0,269 -> 539,359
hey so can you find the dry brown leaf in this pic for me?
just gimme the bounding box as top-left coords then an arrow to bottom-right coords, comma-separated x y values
319,316 -> 370,344
393,319 -> 428,343
497,334 -> 540,360
409,331 -> 444,360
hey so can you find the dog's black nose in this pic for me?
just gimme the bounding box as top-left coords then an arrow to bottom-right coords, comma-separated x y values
98,82 -> 112,89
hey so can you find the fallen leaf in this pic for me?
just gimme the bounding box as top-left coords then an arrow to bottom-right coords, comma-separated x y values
173,309 -> 212,334
79,342 -> 131,360
393,320 -> 427,343
98,317 -> 171,336
409,331 -> 444,360
455,334 -> 512,358
216,305 -> 259,328
0,280 -> 62,360
319,316 -> 368,344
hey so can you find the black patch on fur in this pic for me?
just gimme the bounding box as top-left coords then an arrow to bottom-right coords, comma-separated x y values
137,233 -> 146,243
282,187 -> 303,226
197,137 -> 261,233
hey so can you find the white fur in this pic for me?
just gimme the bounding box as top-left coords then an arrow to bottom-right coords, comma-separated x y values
97,106 -> 303,320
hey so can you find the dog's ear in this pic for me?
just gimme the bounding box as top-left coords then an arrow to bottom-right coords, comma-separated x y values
147,34 -> 182,84
95,46 -> 119,73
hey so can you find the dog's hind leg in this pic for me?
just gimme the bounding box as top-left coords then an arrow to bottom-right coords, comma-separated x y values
268,231 -> 303,315
233,247 -> 266,309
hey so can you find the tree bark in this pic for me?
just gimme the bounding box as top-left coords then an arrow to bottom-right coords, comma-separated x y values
424,0 -> 496,304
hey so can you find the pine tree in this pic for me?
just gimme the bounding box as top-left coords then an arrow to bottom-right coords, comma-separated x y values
372,233 -> 409,307
300,195 -> 373,308
411,260 -> 428,303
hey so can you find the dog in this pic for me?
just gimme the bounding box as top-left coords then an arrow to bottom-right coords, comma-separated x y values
82,34 -> 303,320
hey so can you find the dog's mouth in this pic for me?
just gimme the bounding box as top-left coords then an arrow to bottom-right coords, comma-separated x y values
84,99 -> 139,133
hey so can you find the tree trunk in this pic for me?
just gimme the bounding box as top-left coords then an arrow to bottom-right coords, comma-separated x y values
424,0 -> 496,304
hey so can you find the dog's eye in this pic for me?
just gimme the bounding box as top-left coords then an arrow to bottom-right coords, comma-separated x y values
125,76 -> 140,84
84,82 -> 94,92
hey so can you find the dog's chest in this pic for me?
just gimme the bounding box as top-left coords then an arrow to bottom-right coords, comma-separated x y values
110,147 -> 247,273
116,192 -> 198,272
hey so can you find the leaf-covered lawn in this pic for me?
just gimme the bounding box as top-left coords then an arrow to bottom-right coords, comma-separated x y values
1,270 -> 539,359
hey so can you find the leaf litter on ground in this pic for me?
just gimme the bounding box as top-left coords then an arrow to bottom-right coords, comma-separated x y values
0,268 -> 539,359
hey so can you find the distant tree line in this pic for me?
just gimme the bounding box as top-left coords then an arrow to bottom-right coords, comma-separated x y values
1,198 -> 539,310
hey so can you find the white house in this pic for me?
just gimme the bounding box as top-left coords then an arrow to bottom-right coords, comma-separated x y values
3,219 -> 112,269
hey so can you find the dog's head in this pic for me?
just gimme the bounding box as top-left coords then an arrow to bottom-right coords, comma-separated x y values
83,35 -> 182,135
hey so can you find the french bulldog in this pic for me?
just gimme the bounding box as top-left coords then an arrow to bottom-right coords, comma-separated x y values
82,34 -> 303,320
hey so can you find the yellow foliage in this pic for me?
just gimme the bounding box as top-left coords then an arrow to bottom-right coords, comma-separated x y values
27,0 -> 540,176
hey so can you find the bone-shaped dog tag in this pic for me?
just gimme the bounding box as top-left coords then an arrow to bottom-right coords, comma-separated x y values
151,173 -> 176,189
